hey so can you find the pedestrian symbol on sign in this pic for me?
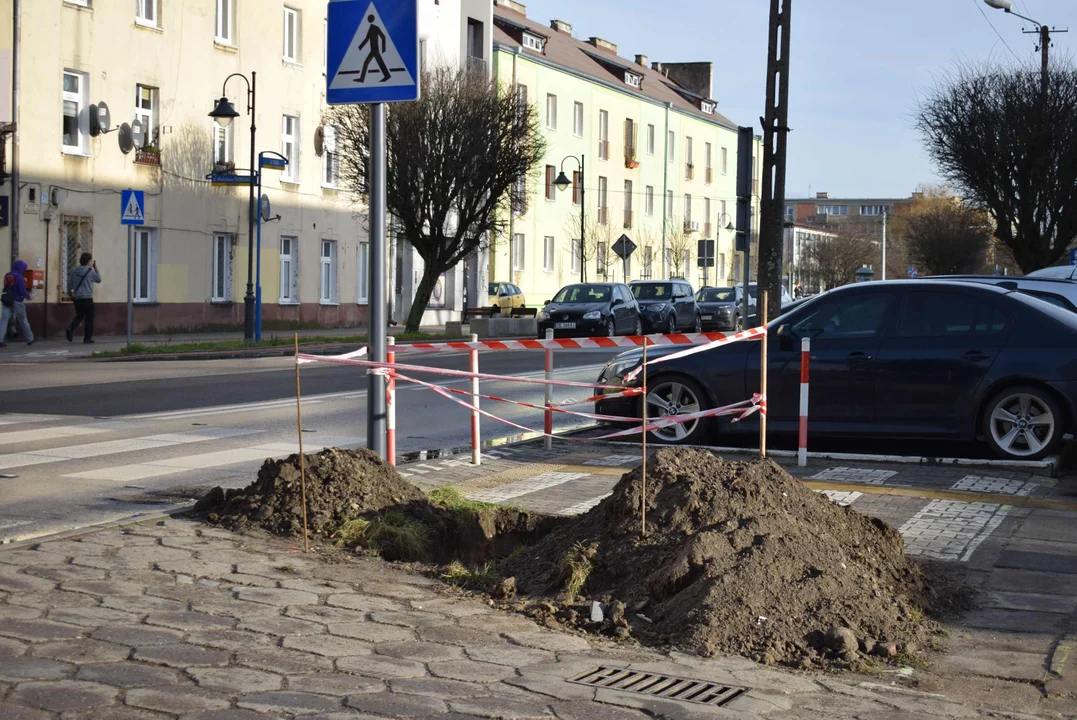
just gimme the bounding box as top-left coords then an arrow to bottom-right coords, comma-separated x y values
330,4 -> 413,90
120,189 -> 145,226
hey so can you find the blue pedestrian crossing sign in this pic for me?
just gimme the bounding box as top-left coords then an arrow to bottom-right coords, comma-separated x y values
327,0 -> 419,105
120,189 -> 145,226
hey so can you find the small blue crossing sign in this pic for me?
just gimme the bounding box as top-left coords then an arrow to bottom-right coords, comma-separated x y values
327,0 -> 419,105
120,189 -> 145,226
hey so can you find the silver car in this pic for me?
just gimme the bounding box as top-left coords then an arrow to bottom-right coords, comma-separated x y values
927,276 -> 1077,313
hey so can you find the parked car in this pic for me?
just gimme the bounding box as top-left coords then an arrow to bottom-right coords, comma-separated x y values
487,282 -> 526,311
747,283 -> 794,309
1025,265 -> 1077,280
596,280 -> 1077,460
537,283 -> 641,338
629,280 -> 701,334
926,275 -> 1077,313
696,286 -> 747,331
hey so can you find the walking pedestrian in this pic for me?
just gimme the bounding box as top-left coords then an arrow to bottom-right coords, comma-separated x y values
0,260 -> 35,347
66,252 -> 101,344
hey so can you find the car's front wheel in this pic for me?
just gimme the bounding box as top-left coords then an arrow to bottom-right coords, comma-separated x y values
693,314 -> 703,333
645,376 -> 710,444
666,315 -> 677,335
631,317 -> 642,336
605,319 -> 616,337
982,385 -> 1063,460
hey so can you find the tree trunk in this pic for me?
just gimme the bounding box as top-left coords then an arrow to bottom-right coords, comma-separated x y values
405,263 -> 442,333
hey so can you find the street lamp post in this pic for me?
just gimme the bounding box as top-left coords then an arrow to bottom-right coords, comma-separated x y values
708,213 -> 736,287
553,155 -> 585,282
984,0 -> 1067,103
209,72 -> 257,343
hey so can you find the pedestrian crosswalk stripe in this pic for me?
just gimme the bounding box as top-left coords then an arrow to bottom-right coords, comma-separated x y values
0,414 -> 63,426
554,493 -> 612,516
0,426 -> 106,446
466,472 -> 590,504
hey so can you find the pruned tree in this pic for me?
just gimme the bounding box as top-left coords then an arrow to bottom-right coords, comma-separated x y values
917,61 -> 1077,272
327,66 -> 547,331
905,197 -> 992,276
635,222 -> 661,280
806,228 -> 875,290
665,216 -> 695,279
562,210 -> 615,283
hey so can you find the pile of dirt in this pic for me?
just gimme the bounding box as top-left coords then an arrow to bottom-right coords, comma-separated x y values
200,448 -> 426,537
502,448 -> 940,668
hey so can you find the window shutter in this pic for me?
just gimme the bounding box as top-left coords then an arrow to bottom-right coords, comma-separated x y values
225,239 -> 234,301
149,232 -> 159,302
291,242 -> 299,302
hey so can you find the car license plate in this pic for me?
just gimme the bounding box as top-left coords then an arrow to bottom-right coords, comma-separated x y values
554,322 -> 576,329
702,315 -> 713,320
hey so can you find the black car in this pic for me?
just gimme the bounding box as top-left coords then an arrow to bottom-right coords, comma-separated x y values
537,283 -> 641,338
630,280 -> 702,334
596,280 -> 1077,459
697,286 -> 747,331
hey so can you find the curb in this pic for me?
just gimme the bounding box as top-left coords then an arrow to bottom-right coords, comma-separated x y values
0,503 -> 195,548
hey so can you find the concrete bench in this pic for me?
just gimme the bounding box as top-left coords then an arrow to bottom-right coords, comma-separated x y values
469,316 -> 538,339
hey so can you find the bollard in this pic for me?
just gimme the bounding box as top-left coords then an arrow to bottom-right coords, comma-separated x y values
798,337 -> 810,467
470,333 -> 481,465
387,336 -> 396,466
759,292 -> 769,458
544,329 -> 554,450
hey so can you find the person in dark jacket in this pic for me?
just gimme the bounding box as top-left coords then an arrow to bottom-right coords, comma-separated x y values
0,259 -> 35,347
66,253 -> 101,344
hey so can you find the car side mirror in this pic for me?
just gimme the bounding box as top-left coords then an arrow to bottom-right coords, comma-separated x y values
777,324 -> 794,352
543,299 -> 551,306
612,297 -> 624,307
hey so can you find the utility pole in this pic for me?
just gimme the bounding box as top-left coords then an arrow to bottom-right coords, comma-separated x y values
757,0 -> 791,322
882,211 -> 887,280
1024,23 -> 1066,102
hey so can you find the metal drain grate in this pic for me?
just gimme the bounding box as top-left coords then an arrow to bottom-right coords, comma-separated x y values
568,666 -> 747,707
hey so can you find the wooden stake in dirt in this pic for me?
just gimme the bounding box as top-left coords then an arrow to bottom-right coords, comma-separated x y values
759,292 -> 769,458
293,333 -> 310,554
641,337 -> 648,538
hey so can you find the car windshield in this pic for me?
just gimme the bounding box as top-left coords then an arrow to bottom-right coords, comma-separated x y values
553,285 -> 611,303
698,288 -> 735,302
487,283 -> 499,295
632,283 -> 671,300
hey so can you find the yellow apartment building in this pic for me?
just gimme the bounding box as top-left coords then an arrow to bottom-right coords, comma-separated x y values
490,0 -> 761,305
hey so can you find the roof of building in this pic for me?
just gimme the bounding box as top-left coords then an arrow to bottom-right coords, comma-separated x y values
786,197 -> 912,204
491,4 -> 738,130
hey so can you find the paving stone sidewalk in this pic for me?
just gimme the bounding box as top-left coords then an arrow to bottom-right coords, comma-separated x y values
2,518 -> 1071,720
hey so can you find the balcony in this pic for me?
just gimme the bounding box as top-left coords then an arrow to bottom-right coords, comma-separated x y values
685,163 -> 694,181
135,147 -> 161,167
624,146 -> 638,169
466,55 -> 488,77
598,206 -> 609,226
705,167 -> 713,184
623,210 -> 634,229
683,219 -> 695,233
598,140 -> 610,161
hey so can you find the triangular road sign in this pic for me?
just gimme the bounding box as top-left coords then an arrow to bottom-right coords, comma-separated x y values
122,195 -> 143,222
121,190 -> 145,225
330,2 -> 414,91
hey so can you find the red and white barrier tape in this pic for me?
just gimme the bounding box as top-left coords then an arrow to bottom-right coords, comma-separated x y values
296,346 -> 367,365
623,325 -> 767,382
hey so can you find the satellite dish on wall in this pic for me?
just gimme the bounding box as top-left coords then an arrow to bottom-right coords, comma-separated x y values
314,126 -> 325,157
131,119 -> 146,150
260,194 -> 272,222
49,187 -> 63,206
96,102 -> 111,135
118,123 -> 134,154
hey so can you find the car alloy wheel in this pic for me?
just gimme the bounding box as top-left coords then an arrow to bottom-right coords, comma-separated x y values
646,378 -> 705,444
693,314 -> 702,333
735,315 -> 744,331
606,319 -> 616,337
633,318 -> 642,336
667,315 -> 677,334
985,388 -> 1059,459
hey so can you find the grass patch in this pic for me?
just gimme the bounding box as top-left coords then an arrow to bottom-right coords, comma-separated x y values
428,486 -> 524,516
441,560 -> 501,591
559,541 -> 596,600
336,512 -> 429,562
92,332 -> 450,359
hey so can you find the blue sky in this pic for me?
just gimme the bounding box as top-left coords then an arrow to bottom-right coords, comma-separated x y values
523,0 -> 1076,198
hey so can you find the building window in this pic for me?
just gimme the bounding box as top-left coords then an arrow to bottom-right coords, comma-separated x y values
645,186 -> 654,216
860,205 -> 891,216
666,190 -> 674,218
647,124 -> 655,155
322,125 -> 339,187
596,242 -> 608,277
62,70 -> 89,154
215,0 -> 234,45
570,239 -> 581,275
624,180 -> 633,228
624,118 -> 637,163
320,240 -> 337,303
721,146 -> 728,175
625,72 -> 641,88
213,123 -> 234,165
668,131 -> 675,163
598,110 -> 609,160
643,247 -> 653,279
323,18 -> 328,74
719,252 -> 727,280
817,205 -> 848,216
545,165 -> 556,201
133,228 -> 157,303
543,236 -> 555,272
358,242 -> 369,304
684,194 -> 693,225
545,94 -> 557,130
67,0 -> 90,6
512,175 -> 527,216
281,115 -> 299,183
784,204 -> 795,218
705,143 -> 713,184
467,18 -> 484,65
573,101 -> 583,137
136,0 -> 157,27
704,198 -> 712,236
61,216 -> 93,298
572,171 -> 581,206
211,234 -> 233,302
701,101 -> 715,115
685,136 -> 694,180
283,7 -> 300,63
597,176 -> 608,225
522,32 -> 544,52
280,236 -> 298,303
135,84 -> 158,146
515,83 -> 527,118
511,233 -> 525,271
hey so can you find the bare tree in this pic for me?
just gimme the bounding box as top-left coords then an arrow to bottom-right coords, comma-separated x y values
635,222 -> 661,280
665,216 -> 695,279
917,61 -> 1077,272
806,228 -> 875,290
905,198 -> 992,275
327,67 -> 546,331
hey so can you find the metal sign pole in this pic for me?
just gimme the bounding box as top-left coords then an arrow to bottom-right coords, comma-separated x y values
367,103 -> 388,458
126,225 -> 132,348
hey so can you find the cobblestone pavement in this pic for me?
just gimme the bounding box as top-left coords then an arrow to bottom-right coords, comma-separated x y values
1,518 -> 1074,720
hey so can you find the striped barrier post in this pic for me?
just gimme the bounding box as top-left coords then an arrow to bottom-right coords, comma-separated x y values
798,336 -> 810,467
387,336 -> 396,466
544,329 -> 554,450
470,333 -> 481,466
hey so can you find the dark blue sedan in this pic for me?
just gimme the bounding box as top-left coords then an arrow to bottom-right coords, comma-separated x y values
595,281 -> 1077,459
